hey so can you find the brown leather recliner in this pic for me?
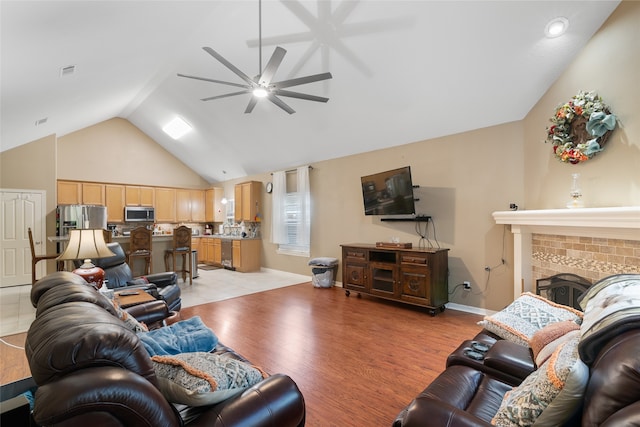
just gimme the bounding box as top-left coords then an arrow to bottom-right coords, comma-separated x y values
25,271 -> 306,427
92,242 -> 182,312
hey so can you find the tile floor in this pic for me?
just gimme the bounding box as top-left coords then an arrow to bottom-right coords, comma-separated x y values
0,267 -> 310,337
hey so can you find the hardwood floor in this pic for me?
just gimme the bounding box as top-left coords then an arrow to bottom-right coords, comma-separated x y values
1,283 -> 483,426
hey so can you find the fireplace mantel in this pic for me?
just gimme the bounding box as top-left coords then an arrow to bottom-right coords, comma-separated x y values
493,206 -> 640,297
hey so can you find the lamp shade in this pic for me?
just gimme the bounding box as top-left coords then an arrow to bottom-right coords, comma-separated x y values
57,229 -> 115,288
57,229 -> 115,261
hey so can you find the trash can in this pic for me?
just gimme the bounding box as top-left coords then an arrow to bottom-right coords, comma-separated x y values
308,257 -> 339,288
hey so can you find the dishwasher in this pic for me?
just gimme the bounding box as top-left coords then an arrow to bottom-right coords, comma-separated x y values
221,240 -> 234,270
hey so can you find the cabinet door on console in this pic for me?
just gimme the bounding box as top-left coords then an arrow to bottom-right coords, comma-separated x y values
344,263 -> 368,291
400,267 -> 431,304
342,246 -> 369,292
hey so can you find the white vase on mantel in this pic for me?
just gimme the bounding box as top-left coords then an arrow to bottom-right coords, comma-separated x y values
567,173 -> 585,209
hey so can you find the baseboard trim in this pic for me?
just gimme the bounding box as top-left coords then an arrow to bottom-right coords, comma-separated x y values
446,302 -> 496,317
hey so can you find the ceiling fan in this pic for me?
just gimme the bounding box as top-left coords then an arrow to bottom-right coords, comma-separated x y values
177,0 -> 332,114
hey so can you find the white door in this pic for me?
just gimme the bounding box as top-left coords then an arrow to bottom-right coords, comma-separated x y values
0,190 -> 46,287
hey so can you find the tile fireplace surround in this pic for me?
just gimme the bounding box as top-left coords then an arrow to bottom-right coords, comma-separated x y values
493,207 -> 640,298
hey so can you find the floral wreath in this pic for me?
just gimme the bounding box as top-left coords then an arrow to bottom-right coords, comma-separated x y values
545,90 -> 616,164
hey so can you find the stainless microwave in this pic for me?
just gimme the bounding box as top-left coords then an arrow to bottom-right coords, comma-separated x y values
124,206 -> 155,222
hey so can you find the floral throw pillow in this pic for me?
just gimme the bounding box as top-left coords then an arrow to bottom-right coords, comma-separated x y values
492,335 -> 588,426
478,292 -> 583,346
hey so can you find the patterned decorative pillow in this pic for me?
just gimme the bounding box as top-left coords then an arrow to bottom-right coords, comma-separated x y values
492,335 -> 588,426
478,292 -> 583,346
530,320 -> 580,367
151,352 -> 268,406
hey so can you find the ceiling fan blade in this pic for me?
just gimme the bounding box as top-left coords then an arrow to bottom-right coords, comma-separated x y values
244,97 -> 259,114
202,47 -> 255,86
273,72 -> 332,89
177,73 -> 250,89
259,47 -> 286,85
267,93 -> 295,114
201,90 -> 252,101
274,89 -> 329,103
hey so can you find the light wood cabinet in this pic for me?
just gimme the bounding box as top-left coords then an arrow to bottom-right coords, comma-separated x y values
205,188 -> 225,223
191,190 -> 206,222
57,181 -> 81,205
105,185 -> 125,223
57,181 -> 104,205
125,186 -> 154,206
212,238 -> 221,265
155,188 -> 176,223
176,189 -> 191,222
81,183 -> 105,205
234,181 -> 262,222
177,189 -> 205,222
232,239 -> 261,272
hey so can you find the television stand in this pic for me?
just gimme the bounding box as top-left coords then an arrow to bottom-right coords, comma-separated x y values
341,243 -> 449,316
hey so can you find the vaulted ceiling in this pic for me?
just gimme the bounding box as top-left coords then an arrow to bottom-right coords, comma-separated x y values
0,1 -> 620,183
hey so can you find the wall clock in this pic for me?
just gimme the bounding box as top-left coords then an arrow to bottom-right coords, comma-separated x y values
266,182 -> 273,193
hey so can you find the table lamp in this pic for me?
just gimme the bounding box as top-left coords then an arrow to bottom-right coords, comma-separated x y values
57,229 -> 115,288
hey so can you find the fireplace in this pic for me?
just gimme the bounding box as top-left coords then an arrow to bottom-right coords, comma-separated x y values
493,207 -> 640,298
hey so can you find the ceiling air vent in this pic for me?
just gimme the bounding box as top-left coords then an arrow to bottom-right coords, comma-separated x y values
35,117 -> 48,126
60,65 -> 76,77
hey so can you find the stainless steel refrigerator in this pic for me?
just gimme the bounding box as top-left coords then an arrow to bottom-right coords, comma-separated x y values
56,204 -> 108,237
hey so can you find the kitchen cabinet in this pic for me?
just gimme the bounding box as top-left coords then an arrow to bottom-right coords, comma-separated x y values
191,237 -> 201,256
191,190 -> 205,222
177,189 -> 206,222
82,183 -> 105,205
234,181 -> 262,223
154,188 -> 176,223
125,186 -> 154,206
205,187 -> 225,223
341,244 -> 449,316
176,190 -> 191,222
105,185 -> 125,223
57,181 -> 81,205
232,239 -> 261,272
57,181 -> 104,205
212,238 -> 221,265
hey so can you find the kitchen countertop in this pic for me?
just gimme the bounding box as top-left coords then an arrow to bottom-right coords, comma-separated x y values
194,234 -> 261,240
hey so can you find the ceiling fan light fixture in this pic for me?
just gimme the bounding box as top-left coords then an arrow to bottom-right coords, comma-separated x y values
163,117 -> 192,139
545,17 -> 569,38
253,87 -> 268,98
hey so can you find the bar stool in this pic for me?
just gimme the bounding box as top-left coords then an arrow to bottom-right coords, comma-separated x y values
28,227 -> 63,284
164,225 -> 192,285
127,226 -> 152,276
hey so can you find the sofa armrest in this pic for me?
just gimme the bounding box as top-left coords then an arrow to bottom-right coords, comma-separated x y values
483,340 -> 535,381
142,272 -> 177,288
393,397 -> 493,427
125,300 -> 170,327
183,374 -> 306,427
32,367 -> 179,427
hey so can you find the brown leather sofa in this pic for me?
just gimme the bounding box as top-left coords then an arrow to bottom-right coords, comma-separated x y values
394,274 -> 640,427
25,271 -> 306,427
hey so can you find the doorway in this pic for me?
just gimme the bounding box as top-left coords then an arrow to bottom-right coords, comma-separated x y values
0,189 -> 47,287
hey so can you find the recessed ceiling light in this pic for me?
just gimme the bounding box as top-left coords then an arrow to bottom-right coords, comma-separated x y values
545,17 -> 569,38
162,117 -> 192,139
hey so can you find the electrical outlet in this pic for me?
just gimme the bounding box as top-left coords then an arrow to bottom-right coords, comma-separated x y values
484,266 -> 491,272
463,281 -> 471,291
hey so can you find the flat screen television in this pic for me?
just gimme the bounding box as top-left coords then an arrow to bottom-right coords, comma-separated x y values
361,166 -> 416,216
